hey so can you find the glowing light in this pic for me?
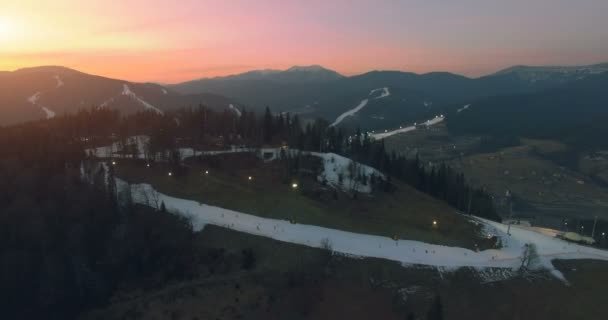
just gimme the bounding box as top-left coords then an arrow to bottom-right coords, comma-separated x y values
205,170 -> 209,175
432,220 -> 438,226
292,183 -> 298,189
0,17 -> 14,41
168,172 -> 173,176
248,176 -> 253,181
111,161 -> 116,166
146,163 -> 150,167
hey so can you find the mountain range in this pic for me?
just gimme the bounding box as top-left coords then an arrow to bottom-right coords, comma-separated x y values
1,62 -> 607,134
170,62 -> 608,131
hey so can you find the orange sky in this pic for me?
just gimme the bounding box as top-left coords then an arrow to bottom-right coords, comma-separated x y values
2,0 -> 608,83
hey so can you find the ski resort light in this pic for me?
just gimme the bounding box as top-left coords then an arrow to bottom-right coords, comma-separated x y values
111,161 -> 116,166
432,220 -> 438,227
248,176 -> 253,181
205,170 -> 209,175
168,172 -> 173,177
292,183 -> 298,189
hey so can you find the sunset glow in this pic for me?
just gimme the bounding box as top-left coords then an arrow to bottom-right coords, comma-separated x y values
2,0 -> 608,83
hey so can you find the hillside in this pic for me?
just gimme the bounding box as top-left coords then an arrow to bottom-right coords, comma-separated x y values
0,66 -> 238,126
446,72 -> 608,149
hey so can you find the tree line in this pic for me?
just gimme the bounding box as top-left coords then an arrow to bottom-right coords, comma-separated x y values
1,105 -> 500,221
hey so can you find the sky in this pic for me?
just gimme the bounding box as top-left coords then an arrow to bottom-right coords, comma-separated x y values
1,0 -> 608,83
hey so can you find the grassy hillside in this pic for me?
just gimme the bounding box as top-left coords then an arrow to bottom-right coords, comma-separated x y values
114,153 -> 493,250
449,139 -> 608,223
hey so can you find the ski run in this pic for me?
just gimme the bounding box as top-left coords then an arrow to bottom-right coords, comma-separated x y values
330,87 -> 391,127
122,84 -> 164,115
370,115 -> 445,140
85,141 -> 608,281
118,179 -> 608,281
27,91 -> 56,119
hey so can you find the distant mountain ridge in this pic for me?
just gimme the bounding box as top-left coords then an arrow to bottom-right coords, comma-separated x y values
446,72 -> 608,148
491,62 -> 608,86
180,65 -> 343,86
3,62 -> 608,129
169,61 -> 608,130
0,66 -> 239,126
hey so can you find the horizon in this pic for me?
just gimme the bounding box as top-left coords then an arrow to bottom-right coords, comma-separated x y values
3,60 -> 608,85
2,0 -> 608,83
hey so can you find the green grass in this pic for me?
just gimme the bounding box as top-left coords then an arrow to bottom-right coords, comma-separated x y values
114,153 -> 492,250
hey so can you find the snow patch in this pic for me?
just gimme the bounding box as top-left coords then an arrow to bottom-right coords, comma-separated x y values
229,104 -> 242,117
122,84 -> 164,115
313,152 -> 384,193
54,75 -> 64,88
457,104 -> 471,113
27,92 -> 55,119
27,92 -> 41,104
370,87 -> 390,99
161,88 -> 168,95
41,107 -> 56,119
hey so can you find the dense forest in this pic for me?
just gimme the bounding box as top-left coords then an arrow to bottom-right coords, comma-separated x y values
0,130 -> 198,318
446,73 -> 608,149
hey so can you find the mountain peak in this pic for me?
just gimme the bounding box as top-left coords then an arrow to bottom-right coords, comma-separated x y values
286,65 -> 330,72
12,65 -> 81,75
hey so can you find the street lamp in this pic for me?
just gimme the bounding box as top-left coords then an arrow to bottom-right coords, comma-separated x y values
248,176 -> 253,181
291,183 -> 298,189
146,163 -> 150,168
204,170 -> 209,175
111,161 -> 116,166
168,172 -> 173,177
432,220 -> 438,227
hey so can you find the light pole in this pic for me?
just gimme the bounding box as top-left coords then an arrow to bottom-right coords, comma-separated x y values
591,216 -> 598,238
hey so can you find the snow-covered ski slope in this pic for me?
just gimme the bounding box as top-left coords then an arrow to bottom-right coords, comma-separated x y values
330,87 -> 390,127
27,91 -> 56,119
370,115 -> 444,140
122,84 -> 164,115
125,182 -> 608,276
